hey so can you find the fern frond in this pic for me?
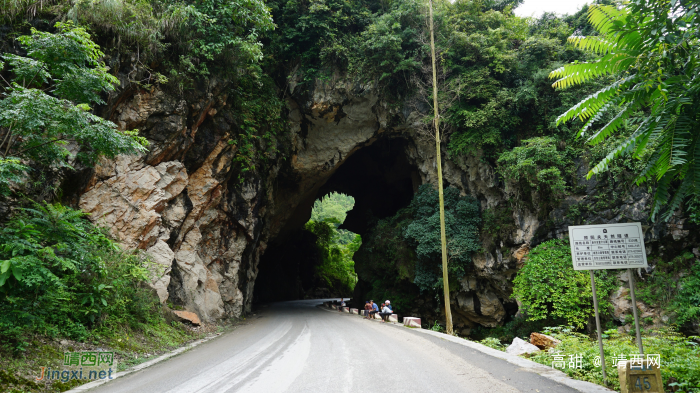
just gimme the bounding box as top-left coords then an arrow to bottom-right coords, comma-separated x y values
586,125 -> 647,178
660,170 -> 690,221
568,36 -> 618,55
555,75 -> 637,125
550,53 -> 633,89
650,169 -> 675,221
586,101 -> 641,145
587,5 -> 626,36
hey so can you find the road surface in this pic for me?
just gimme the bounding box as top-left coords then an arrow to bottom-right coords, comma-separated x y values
87,299 -> 581,393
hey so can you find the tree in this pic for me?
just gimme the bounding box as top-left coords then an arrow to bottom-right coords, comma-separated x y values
0,22 -> 148,196
404,185 -> 481,293
550,1 -> 700,220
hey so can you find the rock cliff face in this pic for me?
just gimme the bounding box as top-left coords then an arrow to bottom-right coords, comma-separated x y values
76,71 -> 696,328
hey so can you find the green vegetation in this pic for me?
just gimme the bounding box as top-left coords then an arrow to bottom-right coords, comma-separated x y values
526,327 -> 700,393
0,22 -> 147,194
475,322 -> 700,392
1,0 -> 282,182
505,241 -> 700,390
310,192 -> 357,244
305,192 -> 360,294
551,1 -> 700,221
405,184 -> 481,294
637,253 -> 700,329
497,137 -> 573,209
512,240 -> 616,329
1,0 -> 699,389
0,202 -> 180,351
0,202 -> 207,391
354,185 -> 481,311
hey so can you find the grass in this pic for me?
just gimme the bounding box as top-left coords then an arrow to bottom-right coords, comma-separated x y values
0,317 -> 239,393
476,326 -> 700,392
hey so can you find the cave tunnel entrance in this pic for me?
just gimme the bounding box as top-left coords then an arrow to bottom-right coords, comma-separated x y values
253,137 -> 420,302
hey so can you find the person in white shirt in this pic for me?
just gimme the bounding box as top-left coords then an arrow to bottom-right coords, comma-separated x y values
379,303 -> 392,323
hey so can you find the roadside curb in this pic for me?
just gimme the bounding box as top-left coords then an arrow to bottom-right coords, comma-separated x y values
64,332 -> 223,392
317,304 -> 614,393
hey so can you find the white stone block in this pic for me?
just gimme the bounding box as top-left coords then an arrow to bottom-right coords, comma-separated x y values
403,317 -> 421,328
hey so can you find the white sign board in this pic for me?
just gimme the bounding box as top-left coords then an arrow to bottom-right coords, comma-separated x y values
568,223 -> 648,271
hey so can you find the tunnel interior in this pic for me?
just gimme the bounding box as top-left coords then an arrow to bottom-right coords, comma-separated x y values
253,137 -> 421,302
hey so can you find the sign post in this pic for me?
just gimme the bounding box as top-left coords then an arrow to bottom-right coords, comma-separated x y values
628,268 -> 644,355
568,222 -> 649,384
589,270 -> 607,382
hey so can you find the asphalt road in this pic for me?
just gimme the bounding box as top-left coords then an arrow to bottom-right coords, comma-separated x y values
87,299 -> 581,393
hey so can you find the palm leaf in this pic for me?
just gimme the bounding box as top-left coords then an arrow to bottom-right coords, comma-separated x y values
568,35 -> 618,55
555,75 -> 637,125
586,101 -> 640,145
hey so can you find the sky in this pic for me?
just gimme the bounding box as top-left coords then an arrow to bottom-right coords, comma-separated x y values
514,0 -> 592,17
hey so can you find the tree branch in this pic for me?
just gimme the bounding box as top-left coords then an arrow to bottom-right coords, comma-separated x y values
17,137 -> 76,155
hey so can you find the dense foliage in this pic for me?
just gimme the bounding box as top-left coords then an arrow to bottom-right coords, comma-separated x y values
354,207 -> 419,313
551,1 -> 700,221
404,184 -> 481,294
310,192 -> 357,244
512,239 -> 616,329
637,253 -> 700,330
0,23 -> 147,196
0,202 -> 162,351
353,185 -> 481,312
497,137 -> 573,209
305,192 -> 360,294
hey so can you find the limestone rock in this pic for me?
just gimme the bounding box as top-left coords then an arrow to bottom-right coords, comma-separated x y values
610,286 -> 657,323
146,240 -> 174,303
513,243 -> 530,268
453,290 -> 505,327
171,310 -> 202,326
530,332 -> 561,350
80,160 -> 188,249
506,337 -> 540,356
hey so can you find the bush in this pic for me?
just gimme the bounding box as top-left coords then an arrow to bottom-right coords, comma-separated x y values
496,137 -> 572,208
512,239 -> 616,329
0,202 -> 160,351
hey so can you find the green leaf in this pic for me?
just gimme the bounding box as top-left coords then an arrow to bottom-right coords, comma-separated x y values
0,260 -> 10,274
11,265 -> 23,282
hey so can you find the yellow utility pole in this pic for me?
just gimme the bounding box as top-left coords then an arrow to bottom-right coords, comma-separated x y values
428,0 -> 453,335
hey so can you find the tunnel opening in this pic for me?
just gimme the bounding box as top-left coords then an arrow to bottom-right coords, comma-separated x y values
253,137 -> 420,302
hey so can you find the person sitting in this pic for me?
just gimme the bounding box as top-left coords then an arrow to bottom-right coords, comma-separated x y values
340,298 -> 346,308
363,301 -> 371,319
379,303 -> 393,323
385,300 -> 392,312
369,300 -> 379,319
